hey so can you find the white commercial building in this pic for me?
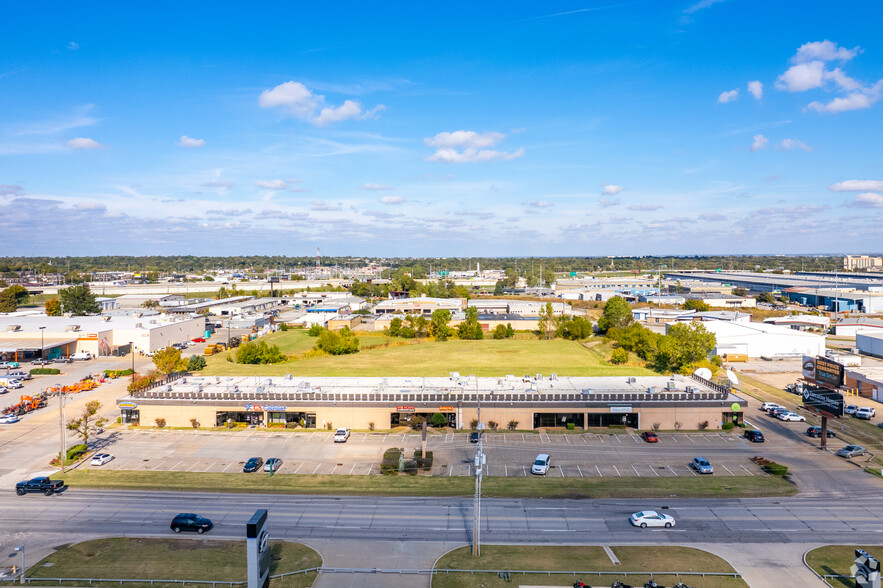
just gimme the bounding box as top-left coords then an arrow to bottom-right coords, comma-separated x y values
763,314 -> 830,331
835,317 -> 883,337
374,296 -> 466,315
857,332 -> 883,359
697,320 -> 826,358
468,299 -> 569,317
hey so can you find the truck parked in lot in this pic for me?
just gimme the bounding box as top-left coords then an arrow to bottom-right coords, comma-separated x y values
15,477 -> 65,496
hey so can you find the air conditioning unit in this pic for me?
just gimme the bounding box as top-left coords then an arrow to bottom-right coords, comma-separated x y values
666,380 -> 677,390
550,374 -> 558,380
627,377 -> 637,384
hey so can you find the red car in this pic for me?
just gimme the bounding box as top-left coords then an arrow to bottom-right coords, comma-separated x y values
641,431 -> 659,443
192,337 -> 206,343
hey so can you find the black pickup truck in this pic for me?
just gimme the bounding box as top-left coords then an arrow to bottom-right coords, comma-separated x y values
15,477 -> 65,496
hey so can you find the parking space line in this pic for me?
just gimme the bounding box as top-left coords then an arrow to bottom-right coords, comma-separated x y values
559,466 -> 565,478
687,436 -> 696,443
631,465 -> 641,477
671,435 -> 680,443
565,435 -> 572,444
170,460 -> 183,471
312,463 -> 322,474
360,435 -> 368,443
504,464 -> 508,477
523,465 -> 527,476
686,465 -> 697,476
330,464 -> 338,474
650,465 -> 659,477
349,463 -> 356,474
669,466 -> 678,476
595,465 -> 602,477
294,463 -> 303,474
722,464 -> 735,476
203,462 -> 215,472
740,464 -> 755,476
599,436 -> 604,444
615,436 -> 622,444
632,435 -> 641,444
368,464 -> 373,475
613,465 -> 621,477
577,465 -> 584,478
152,461 -> 166,471
581,436 -> 587,444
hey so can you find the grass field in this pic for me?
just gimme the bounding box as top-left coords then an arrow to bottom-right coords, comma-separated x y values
433,545 -> 747,588
201,331 -> 655,377
805,545 -> 882,588
61,470 -> 796,498
23,538 -> 321,588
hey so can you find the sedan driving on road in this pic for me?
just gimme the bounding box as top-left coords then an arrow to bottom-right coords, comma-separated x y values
691,457 -> 714,474
243,457 -> 264,473
777,411 -> 806,422
630,511 -> 675,528
836,445 -> 866,458
170,513 -> 213,534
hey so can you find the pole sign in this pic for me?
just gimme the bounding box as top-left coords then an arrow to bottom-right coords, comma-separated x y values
246,509 -> 270,588
802,386 -> 844,418
815,356 -> 844,388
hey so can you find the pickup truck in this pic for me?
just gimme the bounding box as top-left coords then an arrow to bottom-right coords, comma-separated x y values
16,477 -> 65,496
333,428 -> 351,443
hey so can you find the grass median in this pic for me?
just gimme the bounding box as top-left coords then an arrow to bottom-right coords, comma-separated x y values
61,469 -> 796,498
433,545 -> 748,587
20,538 -> 320,588
805,545 -> 883,588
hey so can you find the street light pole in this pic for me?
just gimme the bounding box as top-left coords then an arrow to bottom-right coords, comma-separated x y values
131,341 -> 135,385
14,545 -> 24,584
472,397 -> 484,557
39,326 -> 45,360
58,386 -> 66,474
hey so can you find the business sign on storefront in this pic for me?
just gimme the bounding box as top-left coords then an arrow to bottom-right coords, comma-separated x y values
438,406 -> 454,412
610,405 -> 632,413
118,402 -> 138,409
244,404 -> 287,412
396,406 -> 416,412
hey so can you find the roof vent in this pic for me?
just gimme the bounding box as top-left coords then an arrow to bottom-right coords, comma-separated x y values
5,325 -> 20,332
627,377 -> 637,384
100,316 -> 111,321
65,324 -> 81,332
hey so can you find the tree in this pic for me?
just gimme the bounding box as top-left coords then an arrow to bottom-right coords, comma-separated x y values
556,315 -> 593,340
45,297 -> 62,316
5,285 -> 29,306
610,348 -> 628,364
506,323 -> 515,338
236,340 -> 287,363
504,266 -> 518,288
430,412 -> 447,427
0,289 -> 15,313
387,316 -> 403,336
756,292 -> 775,304
59,284 -> 101,315
67,400 -> 106,446
732,288 -> 747,297
492,324 -> 508,339
654,322 -> 717,373
457,306 -> 484,340
141,299 -> 161,309
315,327 -> 359,355
153,347 -> 186,375
682,299 -> 711,312
493,281 -> 504,295
537,302 -> 555,339
186,355 -> 207,371
429,309 -> 453,341
597,296 -> 633,333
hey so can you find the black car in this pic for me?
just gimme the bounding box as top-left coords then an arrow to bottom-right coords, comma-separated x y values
744,430 -> 765,443
806,426 -> 836,438
243,457 -> 264,473
469,432 -> 480,443
170,513 -> 213,534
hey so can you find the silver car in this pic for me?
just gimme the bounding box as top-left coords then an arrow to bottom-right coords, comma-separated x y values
691,457 -> 714,474
836,445 -> 866,458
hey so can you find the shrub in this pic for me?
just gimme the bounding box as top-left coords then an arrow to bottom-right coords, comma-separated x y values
674,421 -> 682,431
30,368 -> 61,375
368,421 -> 375,432
470,419 -> 479,430
721,422 -> 735,431
430,412 -> 447,427
608,424 -> 627,429
487,420 -> 499,431
402,460 -> 418,475
186,355 -> 207,371
381,447 -> 403,475
325,421 -> 333,431
279,323 -> 290,331
566,423 -> 576,431
236,340 -> 286,364
652,422 -> 661,431
610,348 -> 628,364
698,420 -> 709,430
190,418 -> 199,429
753,456 -> 788,477
155,418 -> 166,428
507,420 -> 519,431
413,449 -> 434,470
307,324 -> 323,336
315,327 -> 359,355
66,443 -> 88,460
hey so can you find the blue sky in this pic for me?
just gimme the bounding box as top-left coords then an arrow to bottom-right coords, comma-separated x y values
1,1 -> 882,257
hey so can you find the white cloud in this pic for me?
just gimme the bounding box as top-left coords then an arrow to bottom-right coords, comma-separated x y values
527,200 -> 552,208
747,81 -> 763,100
829,180 -> 883,192
792,40 -> 860,63
627,204 -> 663,211
362,183 -> 391,191
718,89 -> 739,103
776,61 -> 826,92
779,138 -> 813,151
824,68 -> 862,91
67,41 -> 79,50
311,200 -> 342,211
0,184 -> 24,196
259,81 -> 384,126
683,0 -> 726,14
176,135 -> 205,148
599,198 -> 620,207
254,179 -> 288,190
750,134 -> 768,152
65,137 -> 102,150
601,184 -> 623,195
846,193 -> 883,208
380,196 -> 405,205
424,130 -> 523,163
807,81 -> 883,113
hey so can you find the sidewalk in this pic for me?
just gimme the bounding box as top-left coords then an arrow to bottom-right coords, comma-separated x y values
690,542 -> 826,588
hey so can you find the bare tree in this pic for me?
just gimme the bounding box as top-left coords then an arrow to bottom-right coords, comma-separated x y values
67,400 -> 107,446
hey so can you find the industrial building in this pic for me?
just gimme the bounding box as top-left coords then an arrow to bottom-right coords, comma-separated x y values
115,294 -> 186,308
373,297 -> 466,315
116,373 -> 746,431
684,293 -> 756,308
836,317 -> 883,337
782,288 -> 883,313
468,299 -> 569,317
845,367 -> 883,401
857,332 -> 883,359
555,277 -> 658,294
694,321 -> 826,358
763,315 -> 830,331
664,270 -> 883,293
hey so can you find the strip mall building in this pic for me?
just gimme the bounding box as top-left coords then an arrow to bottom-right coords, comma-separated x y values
117,373 -> 746,431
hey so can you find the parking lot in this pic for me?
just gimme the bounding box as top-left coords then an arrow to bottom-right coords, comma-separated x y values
82,422 -> 866,479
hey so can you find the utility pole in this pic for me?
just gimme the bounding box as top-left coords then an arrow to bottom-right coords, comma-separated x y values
58,387 -> 66,474
472,396 -> 485,557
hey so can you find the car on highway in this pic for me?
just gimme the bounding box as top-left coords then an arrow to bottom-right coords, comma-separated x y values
777,411 -> 806,422
31,359 -> 52,366
640,431 -> 659,443
170,513 -> 213,534
855,407 -> 875,420
6,371 -> 31,380
0,414 -> 21,424
744,430 -> 764,443
760,402 -> 783,412
469,431 -> 480,443
836,445 -> 866,458
531,453 -> 551,475
263,458 -> 283,472
629,510 -> 675,528
845,405 -> 859,416
243,457 -> 264,473
806,426 -> 835,438
333,428 -> 351,443
90,453 -> 114,466
691,457 -> 714,474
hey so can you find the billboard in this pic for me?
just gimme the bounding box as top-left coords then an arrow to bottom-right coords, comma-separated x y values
802,356 -> 816,380
802,386 -> 844,418
815,356 -> 845,388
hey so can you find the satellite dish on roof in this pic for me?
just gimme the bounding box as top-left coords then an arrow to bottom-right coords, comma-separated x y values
693,367 -> 712,380
726,369 -> 739,386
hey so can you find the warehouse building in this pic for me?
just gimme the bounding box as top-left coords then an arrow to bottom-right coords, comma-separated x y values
764,314 -> 830,331
116,373 -> 746,431
374,297 -> 466,315
695,320 -> 826,358
857,332 -> 883,359
835,317 -> 883,337
468,299 -> 569,316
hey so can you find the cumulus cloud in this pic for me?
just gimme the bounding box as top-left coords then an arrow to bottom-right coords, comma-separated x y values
776,61 -> 827,92
426,148 -> 524,163
627,204 -> 663,211
599,198 -> 621,207
829,180 -> 883,192
362,182 -> 391,191
718,89 -> 739,103
845,193 -> 883,208
806,81 -> 883,113
779,138 -> 813,151
699,213 -> 727,221
683,0 -> 726,14
65,137 -> 102,150
750,134 -> 768,152
527,200 -> 552,208
254,179 -> 289,190
176,135 -> 205,148
259,81 -> 384,125
748,81 -> 763,100
424,130 -> 523,163
0,184 -> 24,196
201,181 -> 234,190
601,184 -> 623,195
67,41 -> 79,50
380,196 -> 405,205
792,40 -> 860,63
310,200 -> 342,211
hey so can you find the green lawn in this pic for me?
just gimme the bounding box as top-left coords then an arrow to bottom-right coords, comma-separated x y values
61,470 -> 795,499
23,538 -> 320,588
805,545 -> 882,588
433,545 -> 747,588
202,334 -> 655,377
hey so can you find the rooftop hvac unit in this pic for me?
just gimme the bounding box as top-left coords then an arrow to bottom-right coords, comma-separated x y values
535,373 -> 542,380
506,375 -> 515,381
450,372 -> 460,380
5,325 -> 20,332
666,380 -> 677,390
550,374 -> 558,380
646,386 -> 657,394
581,389 -> 593,395
627,377 -> 637,384
65,324 -> 81,332
284,374 -> 293,379
100,316 -> 111,321
686,386 -> 698,394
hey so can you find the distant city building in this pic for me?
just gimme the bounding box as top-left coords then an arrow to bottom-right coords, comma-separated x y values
844,255 -> 883,271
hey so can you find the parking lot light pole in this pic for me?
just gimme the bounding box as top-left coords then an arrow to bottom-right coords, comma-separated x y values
39,326 -> 45,360
14,544 -> 24,584
58,384 -> 66,474
130,341 -> 135,384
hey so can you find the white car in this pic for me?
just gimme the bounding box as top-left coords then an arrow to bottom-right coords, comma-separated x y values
855,407 -> 875,420
531,453 -> 551,475
333,428 -> 351,443
630,510 -> 676,528
0,414 -> 21,424
760,402 -> 783,412
845,405 -> 859,416
777,411 -> 806,422
90,453 -> 114,466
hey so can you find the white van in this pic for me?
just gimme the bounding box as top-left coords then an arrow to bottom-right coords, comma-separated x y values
71,352 -> 92,361
0,377 -> 23,389
531,454 -> 551,475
